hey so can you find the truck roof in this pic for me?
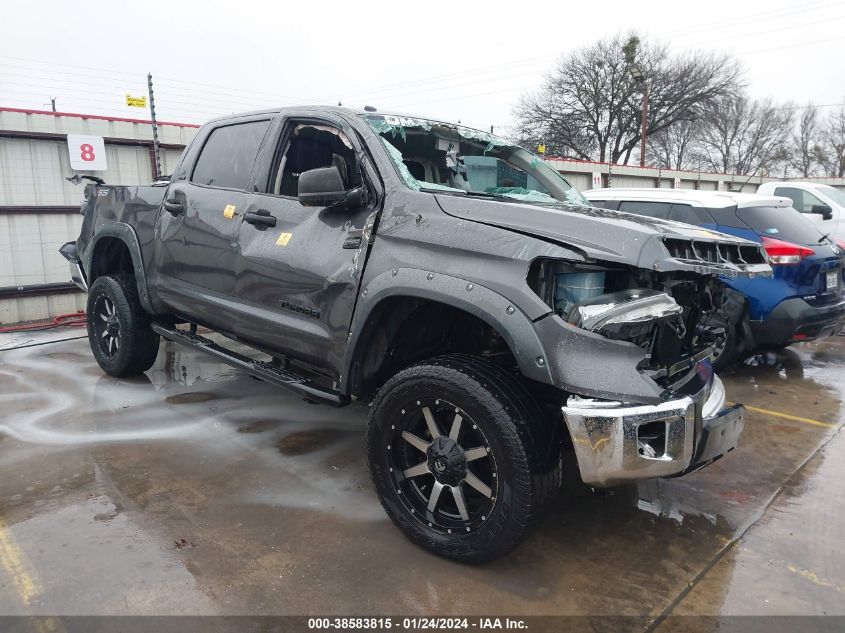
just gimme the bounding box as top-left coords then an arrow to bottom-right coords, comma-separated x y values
760,181 -> 837,191
583,187 -> 792,210
202,106 -> 496,138
204,105 -> 365,124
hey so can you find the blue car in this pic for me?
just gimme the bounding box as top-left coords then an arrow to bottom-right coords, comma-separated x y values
584,188 -> 845,370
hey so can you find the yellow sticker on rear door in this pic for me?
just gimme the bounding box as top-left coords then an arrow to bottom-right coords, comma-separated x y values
223,204 -> 236,219
276,232 -> 293,246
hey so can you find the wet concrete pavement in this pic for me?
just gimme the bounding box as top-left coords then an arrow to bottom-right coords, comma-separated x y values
0,330 -> 843,620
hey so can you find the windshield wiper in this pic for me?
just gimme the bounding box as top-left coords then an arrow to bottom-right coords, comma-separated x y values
818,232 -> 832,245
419,188 -> 511,201
419,187 -> 560,205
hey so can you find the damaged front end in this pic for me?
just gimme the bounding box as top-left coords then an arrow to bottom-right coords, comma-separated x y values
528,255 -> 765,486
529,257 -> 747,392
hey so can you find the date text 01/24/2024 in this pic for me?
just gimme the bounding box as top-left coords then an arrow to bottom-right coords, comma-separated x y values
307,617 -> 528,630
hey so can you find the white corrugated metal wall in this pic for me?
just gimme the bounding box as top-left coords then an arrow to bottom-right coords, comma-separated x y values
0,108 -> 195,324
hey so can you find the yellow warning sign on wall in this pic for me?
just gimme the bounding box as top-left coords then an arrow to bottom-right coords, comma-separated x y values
125,95 -> 147,108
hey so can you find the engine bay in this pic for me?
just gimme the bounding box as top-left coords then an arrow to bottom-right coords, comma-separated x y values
528,258 -> 735,385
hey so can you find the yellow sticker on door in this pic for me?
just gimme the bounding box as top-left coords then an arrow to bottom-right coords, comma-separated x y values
223,204 -> 236,219
276,232 -> 293,247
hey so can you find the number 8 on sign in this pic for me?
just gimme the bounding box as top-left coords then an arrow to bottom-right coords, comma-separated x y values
80,144 -> 96,162
67,134 -> 107,170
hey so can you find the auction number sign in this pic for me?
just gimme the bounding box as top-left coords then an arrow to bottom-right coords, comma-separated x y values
67,134 -> 107,171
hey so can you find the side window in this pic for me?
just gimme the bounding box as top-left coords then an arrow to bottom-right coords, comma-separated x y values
191,120 -> 271,190
774,187 -> 825,213
589,199 -> 618,210
270,123 -> 360,197
801,190 -> 826,212
618,200 -> 671,219
706,206 -> 746,228
668,204 -> 702,225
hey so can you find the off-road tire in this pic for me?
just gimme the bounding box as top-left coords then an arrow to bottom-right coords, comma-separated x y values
367,354 -> 562,564
86,274 -> 159,377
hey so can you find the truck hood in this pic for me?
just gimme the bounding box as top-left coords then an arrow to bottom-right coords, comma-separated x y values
435,195 -> 771,278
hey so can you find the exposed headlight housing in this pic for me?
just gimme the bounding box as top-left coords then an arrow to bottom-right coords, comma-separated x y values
528,258 -> 686,342
567,289 -> 683,339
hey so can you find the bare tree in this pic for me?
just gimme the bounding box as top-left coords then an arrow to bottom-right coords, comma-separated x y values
647,120 -> 704,170
513,33 -> 743,164
789,104 -> 824,177
696,96 -> 793,176
818,105 -> 845,177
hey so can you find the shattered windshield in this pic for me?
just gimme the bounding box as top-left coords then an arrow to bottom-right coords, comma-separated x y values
364,115 -> 589,207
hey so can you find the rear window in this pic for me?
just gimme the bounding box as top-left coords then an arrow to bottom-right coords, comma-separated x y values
668,204 -> 707,225
615,200 -> 710,225
192,120 -> 271,190
736,206 -> 823,245
618,201 -> 671,219
589,199 -> 618,210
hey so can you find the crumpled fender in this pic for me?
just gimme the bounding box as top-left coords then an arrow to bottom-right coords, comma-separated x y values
341,267 -> 554,392
534,314 -> 665,404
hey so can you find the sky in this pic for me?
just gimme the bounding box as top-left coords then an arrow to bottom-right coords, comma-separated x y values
1,0 -> 844,133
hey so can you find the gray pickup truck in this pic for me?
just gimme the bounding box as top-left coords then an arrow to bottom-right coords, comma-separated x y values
60,106 -> 770,562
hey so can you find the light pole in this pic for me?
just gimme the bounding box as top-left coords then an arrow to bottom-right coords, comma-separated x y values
630,64 -> 649,168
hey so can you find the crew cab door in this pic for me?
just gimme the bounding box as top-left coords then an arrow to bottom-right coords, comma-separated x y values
155,117 -> 272,330
233,113 -> 378,377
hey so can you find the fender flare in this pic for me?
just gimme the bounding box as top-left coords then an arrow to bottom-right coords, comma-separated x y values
86,220 -> 154,313
340,267 -> 554,394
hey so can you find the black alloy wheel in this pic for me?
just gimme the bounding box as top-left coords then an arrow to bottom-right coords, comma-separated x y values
86,274 -> 160,377
93,294 -> 122,358
367,354 -> 562,563
388,397 -> 497,533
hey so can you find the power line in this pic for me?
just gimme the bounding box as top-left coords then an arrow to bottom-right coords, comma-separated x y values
382,85 -> 529,112
0,55 -> 143,79
736,34 -> 845,56
661,0 -> 840,37
0,52 -> 556,106
321,56 -> 555,102
0,74 -> 300,112
772,102 -> 845,112
0,59 -> 549,114
347,69 -> 546,107
685,14 -> 845,47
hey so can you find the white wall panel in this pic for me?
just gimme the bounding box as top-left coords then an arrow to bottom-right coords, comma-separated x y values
0,110 -> 197,324
0,292 -> 85,325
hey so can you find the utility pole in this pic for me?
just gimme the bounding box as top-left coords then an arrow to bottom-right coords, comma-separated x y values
147,73 -> 162,180
639,82 -> 649,168
50,97 -> 56,112
624,36 -> 649,168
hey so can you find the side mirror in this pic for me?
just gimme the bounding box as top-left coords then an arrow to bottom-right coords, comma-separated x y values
297,166 -> 363,208
811,204 -> 833,220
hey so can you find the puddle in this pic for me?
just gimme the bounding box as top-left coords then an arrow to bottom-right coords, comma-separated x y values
278,429 -> 343,455
237,420 -> 278,434
165,392 -> 219,405
43,351 -> 87,362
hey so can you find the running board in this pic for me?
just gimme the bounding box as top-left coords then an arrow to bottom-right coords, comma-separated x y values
151,323 -> 349,407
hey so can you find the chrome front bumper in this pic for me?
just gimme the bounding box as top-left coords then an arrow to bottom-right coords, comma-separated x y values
561,374 -> 743,487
